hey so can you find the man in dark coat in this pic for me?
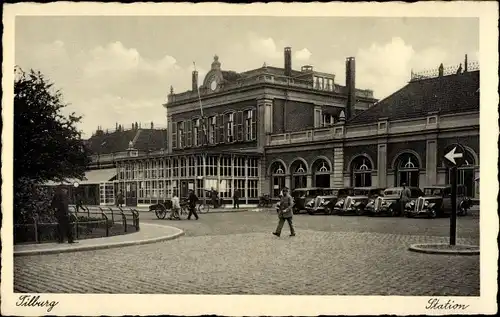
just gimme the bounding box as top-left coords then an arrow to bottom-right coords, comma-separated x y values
210,187 -> 218,208
187,189 -> 199,220
273,187 -> 296,237
116,191 -> 124,207
51,185 -> 76,244
233,189 -> 240,209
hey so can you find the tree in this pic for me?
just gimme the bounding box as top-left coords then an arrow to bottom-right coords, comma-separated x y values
14,67 -> 92,223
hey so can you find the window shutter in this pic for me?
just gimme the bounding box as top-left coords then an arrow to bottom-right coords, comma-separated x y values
251,109 -> 257,140
180,121 -> 186,148
186,120 -> 192,147
223,114 -> 229,143
237,111 -> 244,141
171,121 -> 177,149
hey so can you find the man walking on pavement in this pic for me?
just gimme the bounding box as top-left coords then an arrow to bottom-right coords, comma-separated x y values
233,189 -> 240,209
187,189 -> 199,220
273,186 -> 296,237
51,184 -> 77,244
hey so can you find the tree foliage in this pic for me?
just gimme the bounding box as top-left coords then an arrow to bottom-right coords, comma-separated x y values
14,67 -> 92,223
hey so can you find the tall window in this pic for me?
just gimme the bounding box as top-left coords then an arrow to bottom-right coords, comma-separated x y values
236,111 -> 244,141
244,109 -> 256,141
312,159 -> 331,188
185,120 -> 192,147
322,114 -> 335,127
395,152 -> 419,187
351,156 -> 372,187
209,116 -> 216,144
447,149 -> 476,197
291,160 -> 307,190
193,118 -> 200,147
270,161 -> 286,197
226,112 -> 235,143
178,122 -> 184,149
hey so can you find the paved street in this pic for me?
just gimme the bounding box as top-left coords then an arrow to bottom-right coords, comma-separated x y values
14,209 -> 480,295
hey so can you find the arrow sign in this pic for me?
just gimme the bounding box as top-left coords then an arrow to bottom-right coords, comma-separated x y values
443,143 -> 466,168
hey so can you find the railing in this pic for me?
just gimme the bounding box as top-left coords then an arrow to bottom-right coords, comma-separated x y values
410,61 -> 479,82
14,206 -> 140,245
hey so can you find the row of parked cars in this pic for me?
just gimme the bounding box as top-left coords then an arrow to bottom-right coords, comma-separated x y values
276,185 -> 474,218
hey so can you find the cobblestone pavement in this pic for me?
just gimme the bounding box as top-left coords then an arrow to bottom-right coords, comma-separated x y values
14,210 -> 479,295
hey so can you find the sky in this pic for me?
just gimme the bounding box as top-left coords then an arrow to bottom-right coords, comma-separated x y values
15,16 -> 479,138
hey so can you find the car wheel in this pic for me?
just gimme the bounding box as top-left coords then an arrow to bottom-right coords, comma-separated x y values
388,208 -> 396,217
356,208 -> 364,216
428,209 -> 437,218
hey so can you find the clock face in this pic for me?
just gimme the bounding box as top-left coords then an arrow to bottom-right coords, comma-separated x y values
210,80 -> 217,91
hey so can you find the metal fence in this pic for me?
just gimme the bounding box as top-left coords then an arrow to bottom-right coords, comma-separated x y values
14,206 -> 140,245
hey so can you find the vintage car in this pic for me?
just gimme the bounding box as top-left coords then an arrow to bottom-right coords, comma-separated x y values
305,188 -> 353,215
275,187 -> 325,214
405,185 -> 473,218
365,186 -> 424,217
333,187 -> 385,215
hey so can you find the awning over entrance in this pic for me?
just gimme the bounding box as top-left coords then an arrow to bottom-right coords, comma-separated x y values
44,168 -> 117,186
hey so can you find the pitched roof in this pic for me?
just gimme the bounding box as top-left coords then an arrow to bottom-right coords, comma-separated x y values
132,129 -> 168,152
347,70 -> 479,125
86,129 -> 167,154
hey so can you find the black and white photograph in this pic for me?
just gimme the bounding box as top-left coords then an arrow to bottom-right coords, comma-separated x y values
1,2 -> 498,316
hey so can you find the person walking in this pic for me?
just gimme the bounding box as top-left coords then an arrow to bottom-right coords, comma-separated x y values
116,191 -> 124,208
210,187 -> 218,208
187,189 -> 199,220
75,192 -> 84,213
51,185 -> 76,244
273,187 -> 296,237
170,193 -> 181,220
400,183 -> 412,215
233,189 -> 240,209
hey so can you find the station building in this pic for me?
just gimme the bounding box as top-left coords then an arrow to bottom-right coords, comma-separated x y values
77,48 -> 479,206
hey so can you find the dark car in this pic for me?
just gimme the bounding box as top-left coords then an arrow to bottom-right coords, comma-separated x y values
305,188 -> 354,215
276,187 -> 325,214
405,185 -> 473,218
366,186 -> 424,217
333,187 -> 385,216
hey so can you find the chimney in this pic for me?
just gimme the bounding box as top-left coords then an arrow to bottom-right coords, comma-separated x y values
192,70 -> 198,91
345,57 -> 356,121
464,54 -> 468,72
284,47 -> 292,77
438,63 -> 444,77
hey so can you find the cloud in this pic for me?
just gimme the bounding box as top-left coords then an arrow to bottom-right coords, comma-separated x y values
325,37 -> 471,99
295,48 -> 312,62
15,40 -> 204,137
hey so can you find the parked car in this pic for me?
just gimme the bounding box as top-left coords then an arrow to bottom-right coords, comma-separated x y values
276,187 -> 325,214
305,188 -> 353,215
405,185 -> 473,218
333,187 -> 385,216
366,186 -> 424,217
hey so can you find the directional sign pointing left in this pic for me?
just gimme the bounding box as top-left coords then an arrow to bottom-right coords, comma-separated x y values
445,146 -> 463,165
443,143 -> 466,168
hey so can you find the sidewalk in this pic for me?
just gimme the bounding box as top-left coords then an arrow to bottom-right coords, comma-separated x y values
14,223 -> 184,256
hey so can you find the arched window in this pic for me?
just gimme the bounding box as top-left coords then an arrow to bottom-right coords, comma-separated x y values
394,152 -> 420,187
270,161 -> 286,197
290,160 -> 307,190
312,159 -> 331,188
446,149 -> 476,197
351,156 -> 373,187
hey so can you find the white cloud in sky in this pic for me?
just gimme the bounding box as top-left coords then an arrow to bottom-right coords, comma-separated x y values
295,48 -> 312,61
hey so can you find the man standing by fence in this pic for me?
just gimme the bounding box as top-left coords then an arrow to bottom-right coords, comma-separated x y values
51,185 -> 76,244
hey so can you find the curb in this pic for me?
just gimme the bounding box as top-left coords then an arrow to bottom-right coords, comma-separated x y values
408,243 -> 480,255
14,223 -> 184,257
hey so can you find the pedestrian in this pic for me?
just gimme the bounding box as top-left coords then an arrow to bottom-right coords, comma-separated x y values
210,187 -> 218,208
170,193 -> 181,220
116,191 -> 124,208
75,192 -> 84,213
187,189 -> 199,220
51,185 -> 76,244
400,183 -> 411,214
233,189 -> 240,209
273,187 -> 296,237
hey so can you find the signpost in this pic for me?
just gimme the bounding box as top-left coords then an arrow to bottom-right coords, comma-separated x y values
442,143 -> 466,245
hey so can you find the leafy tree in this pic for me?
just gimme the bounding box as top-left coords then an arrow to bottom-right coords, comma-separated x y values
14,67 -> 92,223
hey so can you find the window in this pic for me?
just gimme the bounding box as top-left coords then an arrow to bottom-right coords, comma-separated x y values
172,122 -> 178,149
209,116 -> 216,145
234,157 -> 245,177
312,159 -> 331,188
220,156 -> 232,177
197,156 -> 204,177
180,157 -> 187,177
177,122 -> 184,148
205,156 -> 217,176
248,180 -> 258,198
395,152 -> 419,187
352,156 -> 372,187
218,114 -> 225,144
291,160 -> 307,189
226,112 -> 235,143
172,158 -> 179,177
314,108 -> 322,128
270,161 -> 286,197
244,109 -> 256,141
248,158 -> 258,177
193,118 -> 200,147
186,120 -> 192,147
322,114 -> 335,127
236,111 -> 244,141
